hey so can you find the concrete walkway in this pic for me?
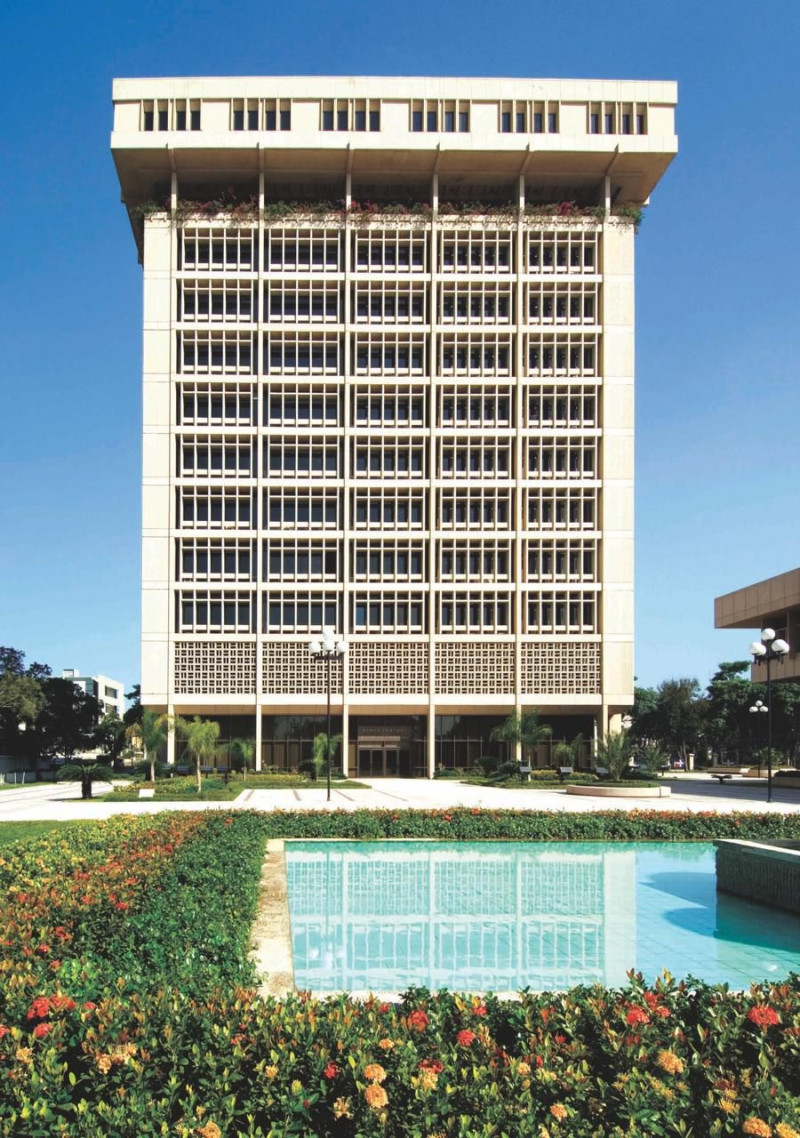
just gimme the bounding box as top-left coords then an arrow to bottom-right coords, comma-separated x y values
0,774 -> 798,822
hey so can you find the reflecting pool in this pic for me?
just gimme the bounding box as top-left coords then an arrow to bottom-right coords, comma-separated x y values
285,841 -> 800,993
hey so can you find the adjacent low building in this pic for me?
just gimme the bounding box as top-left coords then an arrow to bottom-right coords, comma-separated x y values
715,569 -> 800,682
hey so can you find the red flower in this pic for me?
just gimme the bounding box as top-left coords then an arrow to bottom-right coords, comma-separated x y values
323,1062 -> 339,1079
747,1006 -> 780,1029
378,1003 -> 391,1014
408,1009 -> 429,1031
82,1002 -> 97,1012
553,1033 -> 567,1045
626,1006 -> 650,1026
115,902 -> 129,911
27,997 -> 51,1021
0,1026 -> 9,1039
51,996 -> 76,1013
474,1004 -> 488,1017
457,1029 -> 476,1046
32,1022 -> 51,1038
419,1058 -> 444,1073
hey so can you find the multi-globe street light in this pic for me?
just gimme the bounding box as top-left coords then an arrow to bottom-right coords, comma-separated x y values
748,628 -> 790,803
309,628 -> 347,802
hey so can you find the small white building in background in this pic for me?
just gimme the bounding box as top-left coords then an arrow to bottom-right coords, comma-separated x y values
61,670 -> 126,719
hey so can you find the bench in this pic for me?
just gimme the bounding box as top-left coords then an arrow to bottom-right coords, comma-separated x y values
711,773 -> 733,785
557,766 -> 574,782
594,767 -> 610,780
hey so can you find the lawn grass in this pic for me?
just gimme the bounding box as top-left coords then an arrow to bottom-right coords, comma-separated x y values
105,772 -> 369,801
0,819 -> 93,845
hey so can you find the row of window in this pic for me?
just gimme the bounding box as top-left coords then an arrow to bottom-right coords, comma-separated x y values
136,96 -> 653,138
177,384 -> 599,429
178,440 -> 598,479
178,284 -> 599,325
176,488 -> 597,531
175,592 -> 597,634
178,233 -> 599,274
177,542 -> 595,582
178,336 -> 598,376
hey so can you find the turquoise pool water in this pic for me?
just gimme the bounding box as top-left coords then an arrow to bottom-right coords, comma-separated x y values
285,841 -> 800,993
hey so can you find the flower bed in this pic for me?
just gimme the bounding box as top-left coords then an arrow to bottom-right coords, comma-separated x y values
0,812 -> 799,1134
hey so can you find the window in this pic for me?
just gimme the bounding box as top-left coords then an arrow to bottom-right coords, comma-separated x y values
501,111 -> 511,133
533,112 -> 543,133
266,109 -> 276,130
516,111 -> 525,133
190,106 -> 200,131
369,109 -> 380,131
355,109 -> 366,131
158,107 -> 168,131
444,110 -> 454,132
412,110 -> 423,132
621,113 -> 631,135
590,112 -> 599,134
233,108 -> 244,131
143,107 -> 154,131
322,109 -> 333,131
636,113 -> 645,134
280,107 -> 291,130
548,112 -> 557,132
427,109 -> 437,131
337,107 -> 348,130
459,110 -> 469,132
176,109 -> 186,131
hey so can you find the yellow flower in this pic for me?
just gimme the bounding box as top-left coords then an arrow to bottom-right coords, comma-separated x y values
15,1048 -> 33,1067
363,1063 -> 387,1083
378,1037 -> 395,1050
333,1096 -> 353,1120
264,1065 -> 278,1080
418,1069 -> 438,1091
743,1120 -> 772,1138
517,1061 -> 531,1076
656,1049 -> 684,1075
290,1079 -> 303,1095
364,1083 -> 389,1110
719,1096 -> 738,1115
776,1126 -> 800,1138
95,1054 -> 113,1074
550,1103 -> 568,1121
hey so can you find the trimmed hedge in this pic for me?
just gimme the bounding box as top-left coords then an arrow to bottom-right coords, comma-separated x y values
248,806 -> 800,842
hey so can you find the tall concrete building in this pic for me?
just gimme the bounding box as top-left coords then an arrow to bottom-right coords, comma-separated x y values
111,77 -> 677,776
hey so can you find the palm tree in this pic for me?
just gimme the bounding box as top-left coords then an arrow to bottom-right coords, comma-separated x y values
491,710 -> 552,769
311,732 -> 342,782
595,729 -> 635,780
57,758 -> 115,800
125,709 -> 169,783
229,737 -> 255,776
553,733 -> 585,770
176,716 -> 220,793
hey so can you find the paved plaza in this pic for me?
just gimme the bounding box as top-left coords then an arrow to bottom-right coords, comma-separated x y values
0,773 -> 798,823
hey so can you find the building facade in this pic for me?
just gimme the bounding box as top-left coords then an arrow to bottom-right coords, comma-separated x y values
61,669 -> 126,719
111,76 -> 677,776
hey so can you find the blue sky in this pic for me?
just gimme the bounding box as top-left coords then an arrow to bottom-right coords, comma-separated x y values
1,0 -> 799,695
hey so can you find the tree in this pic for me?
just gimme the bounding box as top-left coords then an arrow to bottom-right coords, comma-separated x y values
553,733 -> 585,769
491,711 -> 552,768
30,678 -> 102,763
633,678 -> 705,766
96,710 -> 126,766
595,729 -> 635,780
126,708 -> 169,783
311,732 -> 342,781
123,684 -> 142,729
176,717 -> 220,792
704,662 -> 755,762
229,737 -> 255,774
57,758 -> 115,800
0,646 -> 51,760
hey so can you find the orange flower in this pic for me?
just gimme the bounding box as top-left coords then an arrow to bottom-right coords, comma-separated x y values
196,1124 -> 222,1138
378,1038 -> 395,1051
550,1104 -> 568,1121
742,1120 -> 772,1137
656,1050 -> 684,1075
776,1125 -> 800,1138
363,1063 -> 387,1083
364,1083 -> 388,1110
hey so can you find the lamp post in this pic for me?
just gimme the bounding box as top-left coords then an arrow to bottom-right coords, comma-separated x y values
749,628 -> 790,803
749,699 -> 767,776
309,627 -> 347,802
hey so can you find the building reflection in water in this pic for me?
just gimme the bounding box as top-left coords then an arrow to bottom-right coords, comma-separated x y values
287,841 -> 636,992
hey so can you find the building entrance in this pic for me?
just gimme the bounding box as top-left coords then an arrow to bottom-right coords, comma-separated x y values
357,745 -> 411,778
